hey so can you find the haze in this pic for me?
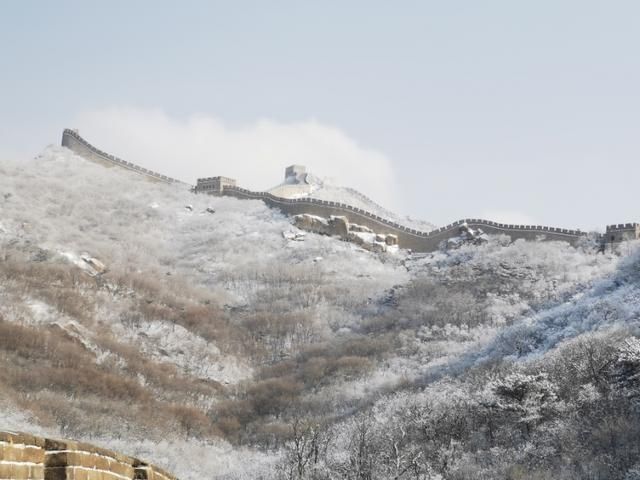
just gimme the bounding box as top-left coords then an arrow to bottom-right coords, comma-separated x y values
1,1 -> 639,230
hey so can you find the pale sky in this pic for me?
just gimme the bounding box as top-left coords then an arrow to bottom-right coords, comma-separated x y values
1,1 -> 639,230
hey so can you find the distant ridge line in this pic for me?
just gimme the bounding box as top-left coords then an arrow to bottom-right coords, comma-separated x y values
61,128 -> 638,252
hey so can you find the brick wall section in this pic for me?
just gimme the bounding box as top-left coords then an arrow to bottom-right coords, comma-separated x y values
0,433 -> 45,480
61,129 -> 639,253
0,432 -> 176,480
61,130 -> 189,187
219,186 -> 587,252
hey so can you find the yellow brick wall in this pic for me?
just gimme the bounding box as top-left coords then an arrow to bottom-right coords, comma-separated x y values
0,433 -> 46,480
0,433 -> 176,480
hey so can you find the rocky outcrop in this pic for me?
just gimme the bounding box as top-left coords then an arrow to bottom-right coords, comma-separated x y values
292,214 -> 331,235
291,214 -> 399,253
446,223 -> 489,249
0,431 -> 176,480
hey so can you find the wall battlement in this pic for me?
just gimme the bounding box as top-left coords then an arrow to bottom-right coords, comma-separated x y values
0,431 -> 176,480
605,223 -> 640,243
61,129 -> 189,187
61,129 -> 638,253
217,185 -> 590,252
606,223 -> 638,232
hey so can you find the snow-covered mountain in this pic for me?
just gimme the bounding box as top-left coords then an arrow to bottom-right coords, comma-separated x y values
2,146 -> 640,479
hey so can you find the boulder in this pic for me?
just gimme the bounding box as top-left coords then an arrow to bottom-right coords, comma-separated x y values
349,223 -> 373,233
81,255 -> 107,275
329,216 -> 350,238
293,214 -> 331,235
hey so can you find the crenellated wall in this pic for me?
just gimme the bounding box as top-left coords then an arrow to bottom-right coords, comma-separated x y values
61,128 -> 639,253
219,185 -> 587,251
605,223 -> 640,243
0,432 -> 176,480
61,130 -> 189,187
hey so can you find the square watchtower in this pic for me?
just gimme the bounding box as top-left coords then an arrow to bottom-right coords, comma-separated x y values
605,223 -> 640,243
195,176 -> 237,195
285,165 -> 307,182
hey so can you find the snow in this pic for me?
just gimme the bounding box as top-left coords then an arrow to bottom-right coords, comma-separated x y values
267,170 -> 436,232
112,319 -> 253,384
1,145 -> 638,479
307,182 -> 436,232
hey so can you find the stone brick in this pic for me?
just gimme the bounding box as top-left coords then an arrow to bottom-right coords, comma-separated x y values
44,466 -> 69,480
94,455 -> 110,471
71,467 -> 89,480
23,447 -> 45,464
30,464 -> 45,479
3,445 -> 22,462
0,463 -> 13,478
10,463 -> 32,479
109,461 -> 133,478
103,472 -> 124,480
85,469 -> 103,480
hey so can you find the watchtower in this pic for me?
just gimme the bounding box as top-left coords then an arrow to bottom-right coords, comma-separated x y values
285,165 -> 307,183
605,223 -> 640,243
195,176 -> 237,195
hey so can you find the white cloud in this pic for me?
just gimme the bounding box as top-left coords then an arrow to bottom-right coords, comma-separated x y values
72,107 -> 401,211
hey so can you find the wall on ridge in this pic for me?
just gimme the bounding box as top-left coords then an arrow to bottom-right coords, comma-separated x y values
61,130 -> 188,187
0,431 -> 176,480
221,186 -> 586,252
59,129 -> 589,253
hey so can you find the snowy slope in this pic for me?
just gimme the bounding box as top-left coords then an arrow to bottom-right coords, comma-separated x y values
269,171 -> 436,231
1,145 -> 638,479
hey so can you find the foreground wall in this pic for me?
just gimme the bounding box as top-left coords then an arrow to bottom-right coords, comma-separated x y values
0,432 -> 175,480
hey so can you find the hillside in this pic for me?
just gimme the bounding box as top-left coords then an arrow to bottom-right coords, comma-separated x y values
306,182 -> 436,232
1,146 -> 640,479
268,170 -> 436,232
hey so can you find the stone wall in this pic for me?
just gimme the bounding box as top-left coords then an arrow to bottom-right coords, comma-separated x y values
220,186 -> 587,252
605,223 -> 640,243
0,432 -> 176,480
61,130 -> 189,187
61,129 -> 636,254
0,432 -> 44,480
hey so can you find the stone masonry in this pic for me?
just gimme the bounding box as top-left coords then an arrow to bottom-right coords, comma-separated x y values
61,129 -> 639,253
0,432 -> 176,480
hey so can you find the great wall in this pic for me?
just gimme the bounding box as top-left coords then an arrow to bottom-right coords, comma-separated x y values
61,130 -> 187,186
60,129 -> 640,253
0,431 -> 175,480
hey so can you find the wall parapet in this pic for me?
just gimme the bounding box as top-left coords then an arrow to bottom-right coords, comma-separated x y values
60,129 -> 638,252
606,223 -> 638,232
217,185 -> 591,252
0,431 -> 176,480
220,185 -> 585,239
61,129 -> 189,187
